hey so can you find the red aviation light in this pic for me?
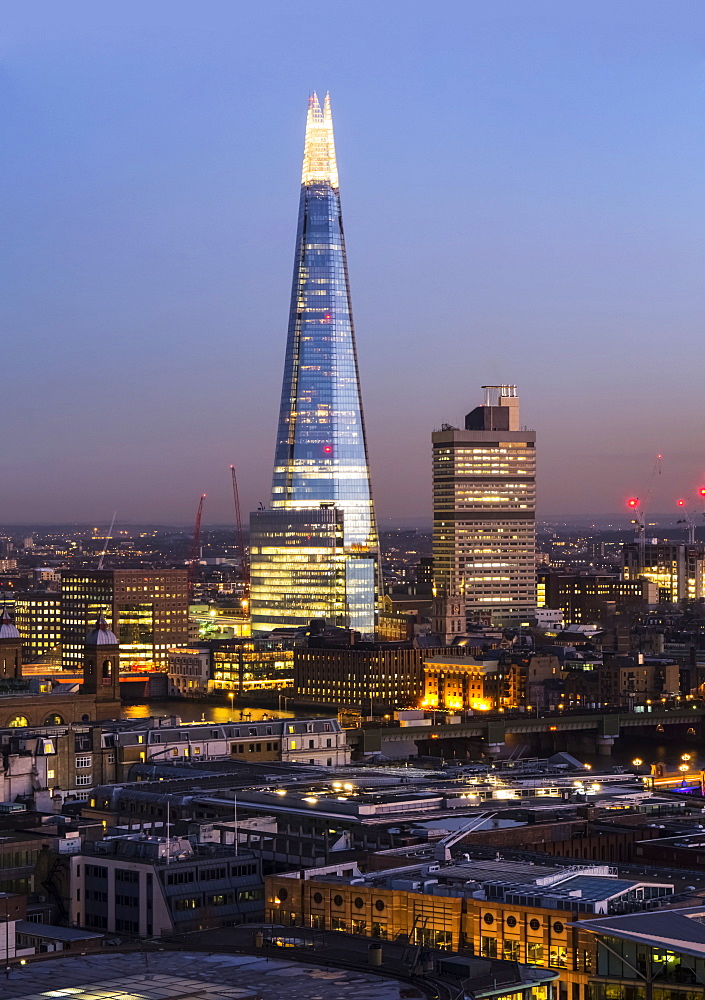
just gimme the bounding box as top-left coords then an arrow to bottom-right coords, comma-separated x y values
627,498 -> 638,509
323,445 -> 333,454
678,499 -> 686,507
699,488 -> 705,497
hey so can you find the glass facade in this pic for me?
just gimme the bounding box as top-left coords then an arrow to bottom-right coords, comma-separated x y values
250,507 -> 347,629
251,93 -> 378,634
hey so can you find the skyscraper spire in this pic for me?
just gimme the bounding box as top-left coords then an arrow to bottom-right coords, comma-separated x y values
301,91 -> 339,188
249,93 -> 379,635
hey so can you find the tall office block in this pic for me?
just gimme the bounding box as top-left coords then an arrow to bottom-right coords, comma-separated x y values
14,592 -> 61,663
250,93 -> 378,634
61,569 -> 188,671
433,385 -> 536,628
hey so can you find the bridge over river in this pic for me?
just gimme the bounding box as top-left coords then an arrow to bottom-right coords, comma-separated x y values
351,705 -> 705,757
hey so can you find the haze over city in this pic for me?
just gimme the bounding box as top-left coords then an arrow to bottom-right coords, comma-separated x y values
3,0 -> 705,524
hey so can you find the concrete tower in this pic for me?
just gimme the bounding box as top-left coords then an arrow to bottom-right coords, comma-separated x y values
433,385 -> 536,627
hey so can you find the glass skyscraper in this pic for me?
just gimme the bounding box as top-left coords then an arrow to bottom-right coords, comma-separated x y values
250,93 -> 379,635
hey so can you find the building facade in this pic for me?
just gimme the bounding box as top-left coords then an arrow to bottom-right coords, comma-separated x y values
71,837 -> 263,936
433,385 -> 536,627
266,858 -> 673,998
167,638 -> 294,698
537,573 -> 657,625
294,644 -> 483,712
623,542 -> 705,604
250,93 -> 379,635
14,593 -> 62,664
0,613 -> 121,729
61,569 -> 189,671
107,716 -> 350,772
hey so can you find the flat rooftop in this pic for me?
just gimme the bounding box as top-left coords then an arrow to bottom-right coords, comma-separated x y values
0,951 -> 413,1000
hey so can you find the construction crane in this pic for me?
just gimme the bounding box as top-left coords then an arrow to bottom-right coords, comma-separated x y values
188,494 -> 206,599
627,454 -> 662,565
626,496 -> 646,565
230,465 -> 250,609
677,491 -> 705,545
97,511 -> 117,570
677,499 -> 696,545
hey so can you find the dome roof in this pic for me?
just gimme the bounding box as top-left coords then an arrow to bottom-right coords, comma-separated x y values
85,612 -> 118,646
0,609 -> 20,641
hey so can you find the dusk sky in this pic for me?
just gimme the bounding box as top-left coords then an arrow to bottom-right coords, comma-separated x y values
3,1 -> 705,526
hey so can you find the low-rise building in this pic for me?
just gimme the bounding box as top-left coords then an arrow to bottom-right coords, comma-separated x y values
423,653 -> 562,712
266,858 -> 675,998
579,905 -> 705,1000
111,716 -> 349,771
167,645 -> 211,696
295,643 -> 483,712
537,572 -> 657,624
168,638 -> 294,698
71,835 -> 263,936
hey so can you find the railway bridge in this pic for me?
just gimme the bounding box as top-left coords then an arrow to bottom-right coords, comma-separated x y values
351,705 -> 705,757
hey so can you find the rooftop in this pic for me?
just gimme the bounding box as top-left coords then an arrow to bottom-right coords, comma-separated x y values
577,905 -> 705,958
0,949 -> 420,1000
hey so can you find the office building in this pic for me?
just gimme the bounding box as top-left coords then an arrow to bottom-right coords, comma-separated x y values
537,571 -> 657,625
294,643 -> 484,712
433,385 -> 536,628
579,906 -> 705,1000
61,569 -> 188,671
250,94 -> 379,635
267,856 -> 672,991
623,541 -> 705,603
168,637 -> 294,698
14,592 -> 61,663
71,836 -> 263,935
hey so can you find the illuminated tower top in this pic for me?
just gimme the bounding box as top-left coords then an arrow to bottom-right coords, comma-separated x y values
256,93 -> 378,635
271,92 -> 377,555
301,92 -> 339,188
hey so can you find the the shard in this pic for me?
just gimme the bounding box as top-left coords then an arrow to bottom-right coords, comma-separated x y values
249,94 -> 379,635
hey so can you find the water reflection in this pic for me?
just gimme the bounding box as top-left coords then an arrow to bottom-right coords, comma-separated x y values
121,700 -> 329,725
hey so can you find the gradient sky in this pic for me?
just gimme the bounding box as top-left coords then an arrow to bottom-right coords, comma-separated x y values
3,1 -> 705,526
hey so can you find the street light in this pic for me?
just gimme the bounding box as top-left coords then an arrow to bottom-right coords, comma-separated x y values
679,764 -> 690,772
682,754 -> 692,762
228,691 -> 234,717
632,758 -> 643,768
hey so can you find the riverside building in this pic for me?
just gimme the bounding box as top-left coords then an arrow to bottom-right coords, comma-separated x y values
250,94 -> 379,636
61,569 -> 189,671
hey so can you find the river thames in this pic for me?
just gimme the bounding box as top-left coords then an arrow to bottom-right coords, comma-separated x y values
122,699 -> 705,773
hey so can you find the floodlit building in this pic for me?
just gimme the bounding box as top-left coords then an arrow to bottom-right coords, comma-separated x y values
266,856 -> 674,989
294,643 -> 483,713
433,385 -> 536,628
250,93 -> 378,635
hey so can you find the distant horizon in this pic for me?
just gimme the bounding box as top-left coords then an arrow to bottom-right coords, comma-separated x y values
0,512 -> 699,531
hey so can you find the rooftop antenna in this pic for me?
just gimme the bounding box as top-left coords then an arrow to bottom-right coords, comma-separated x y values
98,511 -> 117,570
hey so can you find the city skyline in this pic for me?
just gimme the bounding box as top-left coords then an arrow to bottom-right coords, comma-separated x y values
3,2 -> 705,523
